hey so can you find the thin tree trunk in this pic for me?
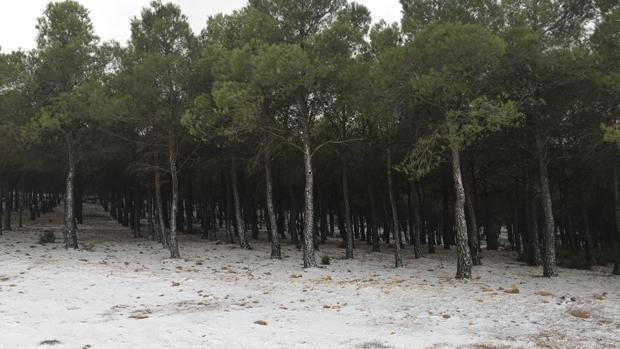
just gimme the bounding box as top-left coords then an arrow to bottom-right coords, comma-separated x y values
386,148 -> 402,268
368,184 -> 380,252
342,158 -> 354,259
301,134 -> 318,268
18,172 -> 24,228
527,187 -> 543,266
536,129 -> 557,277
168,131 -> 180,259
231,157 -> 251,249
154,152 -> 167,246
264,148 -> 280,259
614,152 -> 620,275
64,134 -> 78,249
410,181 -> 422,258
464,174 -> 480,265
581,199 -> 595,265
450,145 -> 472,279
225,169 -> 234,243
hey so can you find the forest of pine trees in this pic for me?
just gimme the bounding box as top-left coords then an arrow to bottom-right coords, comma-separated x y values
1,0 -> 619,280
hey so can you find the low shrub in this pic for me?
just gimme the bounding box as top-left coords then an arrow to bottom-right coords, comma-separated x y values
320,255 -> 331,265
38,230 -> 56,244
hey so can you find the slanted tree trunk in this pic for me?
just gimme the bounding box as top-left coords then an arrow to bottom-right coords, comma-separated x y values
342,158 -> 354,259
450,145 -> 472,279
536,129 -> 557,277
301,133 -> 318,267
386,148 -> 402,268
64,134 -> 78,249
168,131 -> 180,259
264,148 -> 281,259
231,157 -> 251,249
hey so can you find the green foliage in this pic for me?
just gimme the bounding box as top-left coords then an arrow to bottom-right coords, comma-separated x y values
397,131 -> 444,178
400,23 -> 518,178
601,123 -> 620,143
400,0 -> 504,35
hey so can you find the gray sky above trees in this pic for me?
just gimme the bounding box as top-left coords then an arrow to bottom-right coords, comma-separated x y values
0,0 -> 403,53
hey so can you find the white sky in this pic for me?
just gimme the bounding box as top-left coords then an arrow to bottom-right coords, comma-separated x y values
0,0 -> 403,53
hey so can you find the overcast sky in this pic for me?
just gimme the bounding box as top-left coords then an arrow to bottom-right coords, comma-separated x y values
0,0 -> 403,53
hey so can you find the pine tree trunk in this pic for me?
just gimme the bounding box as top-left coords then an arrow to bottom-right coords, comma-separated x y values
368,184 -> 380,252
18,172 -> 24,228
450,146 -> 472,279
527,189 -> 543,266
613,152 -> 620,275
386,148 -> 402,268
464,175 -> 480,265
154,152 -> 167,246
4,188 -> 12,231
536,130 -> 557,277
342,159 -> 354,259
441,175 -> 451,249
301,133 -> 318,268
0,186 -> 3,236
225,169 -> 234,243
264,148 -> 280,259
64,135 -> 78,249
581,200 -> 595,264
231,157 -> 251,249
168,131 -> 180,259
410,181 -> 422,258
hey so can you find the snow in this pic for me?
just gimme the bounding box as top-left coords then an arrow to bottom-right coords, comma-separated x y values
1,204 -> 619,349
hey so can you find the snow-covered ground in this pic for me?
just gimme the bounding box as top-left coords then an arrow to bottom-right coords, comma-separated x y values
1,204 -> 619,349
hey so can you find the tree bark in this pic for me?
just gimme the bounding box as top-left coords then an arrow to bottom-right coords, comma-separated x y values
301,133 -> 318,267
614,152 -> 620,275
527,187 -> 543,266
368,184 -> 380,252
302,130 -> 318,268
18,172 -> 24,228
231,157 -> 251,249
264,148 -> 281,259
536,129 -> 557,277
450,145 -> 472,279
342,158 -> 354,259
410,181 -> 422,258
168,131 -> 180,259
386,148 -> 402,268
64,134 -> 78,249
464,174 -> 481,265
154,151 -> 167,246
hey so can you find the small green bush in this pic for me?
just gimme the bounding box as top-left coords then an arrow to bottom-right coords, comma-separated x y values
320,255 -> 331,265
81,242 -> 95,251
38,230 -> 56,244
